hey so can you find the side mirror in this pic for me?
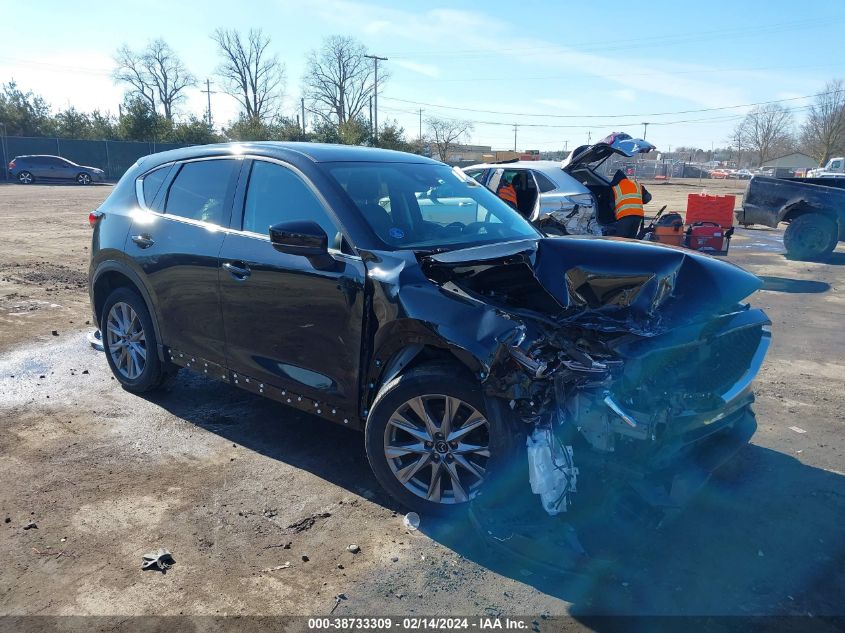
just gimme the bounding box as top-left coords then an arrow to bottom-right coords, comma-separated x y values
269,220 -> 328,257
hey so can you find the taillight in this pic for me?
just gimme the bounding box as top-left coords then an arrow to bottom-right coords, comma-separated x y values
8,160 -> 15,169
88,210 -> 103,227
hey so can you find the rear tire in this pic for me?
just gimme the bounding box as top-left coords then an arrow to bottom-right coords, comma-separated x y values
783,213 -> 837,261
17,171 -> 33,184
365,361 -> 514,515
101,287 -> 175,393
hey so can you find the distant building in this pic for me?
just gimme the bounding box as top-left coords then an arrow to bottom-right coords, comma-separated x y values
761,152 -> 818,170
444,143 -> 492,163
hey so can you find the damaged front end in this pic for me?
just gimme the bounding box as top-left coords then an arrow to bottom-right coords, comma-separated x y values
422,236 -> 771,517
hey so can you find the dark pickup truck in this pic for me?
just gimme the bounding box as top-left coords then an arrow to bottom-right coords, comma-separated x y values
740,176 -> 845,260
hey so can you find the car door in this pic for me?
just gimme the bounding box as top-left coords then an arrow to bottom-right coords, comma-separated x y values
44,157 -> 67,180
219,158 -> 366,411
127,157 -> 240,366
29,157 -> 51,179
55,158 -> 76,180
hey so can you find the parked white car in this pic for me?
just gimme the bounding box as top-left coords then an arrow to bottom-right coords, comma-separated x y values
463,133 -> 655,235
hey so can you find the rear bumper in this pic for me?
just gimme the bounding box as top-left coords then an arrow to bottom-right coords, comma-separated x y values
739,203 -> 780,228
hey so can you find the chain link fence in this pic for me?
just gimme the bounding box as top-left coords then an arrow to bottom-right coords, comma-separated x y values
0,136 -> 191,182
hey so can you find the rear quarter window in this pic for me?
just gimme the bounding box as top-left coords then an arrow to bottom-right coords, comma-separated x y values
533,171 -> 557,193
140,166 -> 171,208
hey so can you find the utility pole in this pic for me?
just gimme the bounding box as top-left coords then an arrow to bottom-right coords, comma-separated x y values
301,97 -> 306,136
563,140 -> 569,152
418,108 -> 423,140
587,130 -> 591,144
642,122 -> 649,140
202,79 -> 214,130
513,123 -> 518,152
369,97 -> 373,138
364,54 -> 388,143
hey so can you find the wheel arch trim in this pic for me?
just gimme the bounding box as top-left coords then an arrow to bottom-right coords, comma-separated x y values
91,260 -> 165,362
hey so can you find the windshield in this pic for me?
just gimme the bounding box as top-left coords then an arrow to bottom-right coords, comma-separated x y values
324,162 -> 540,250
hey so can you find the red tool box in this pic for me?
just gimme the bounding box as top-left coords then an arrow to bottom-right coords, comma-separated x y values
684,194 -> 736,255
686,194 -> 736,228
686,221 -> 734,255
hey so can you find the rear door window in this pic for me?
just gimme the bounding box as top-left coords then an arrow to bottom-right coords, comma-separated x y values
164,159 -> 237,226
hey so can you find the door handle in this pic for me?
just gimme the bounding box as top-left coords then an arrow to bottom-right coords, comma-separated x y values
222,261 -> 251,280
131,234 -> 155,248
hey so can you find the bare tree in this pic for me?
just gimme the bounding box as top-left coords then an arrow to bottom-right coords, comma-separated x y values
113,45 -> 156,113
113,39 -> 195,120
212,28 -> 285,122
800,79 -> 845,165
734,104 -> 795,166
304,36 -> 378,126
426,117 -> 474,162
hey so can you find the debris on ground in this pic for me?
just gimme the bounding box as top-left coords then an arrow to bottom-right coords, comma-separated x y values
403,512 -> 420,531
87,329 -> 104,351
263,541 -> 292,550
346,544 -> 360,553
51,330 -> 58,336
789,426 -> 807,434
141,548 -> 175,572
259,562 -> 291,572
283,512 -> 331,534
32,547 -> 75,560
301,554 -> 310,562
23,521 -> 37,530
330,593 -> 347,614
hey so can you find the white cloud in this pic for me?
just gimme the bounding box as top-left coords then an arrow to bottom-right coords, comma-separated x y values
536,98 -> 579,112
393,60 -> 441,79
610,89 -> 637,103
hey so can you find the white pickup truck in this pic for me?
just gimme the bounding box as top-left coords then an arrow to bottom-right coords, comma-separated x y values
807,156 -> 845,178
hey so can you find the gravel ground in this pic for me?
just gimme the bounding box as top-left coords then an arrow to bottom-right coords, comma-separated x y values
0,180 -> 843,620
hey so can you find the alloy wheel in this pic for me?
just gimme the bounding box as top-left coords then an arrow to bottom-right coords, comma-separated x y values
18,172 -> 32,184
384,395 -> 490,504
77,173 -> 91,185
106,301 -> 147,380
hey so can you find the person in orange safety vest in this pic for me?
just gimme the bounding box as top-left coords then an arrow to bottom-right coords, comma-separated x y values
604,170 -> 651,238
496,176 -> 518,209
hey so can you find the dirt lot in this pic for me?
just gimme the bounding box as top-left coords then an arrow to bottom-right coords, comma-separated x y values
1,180 -> 844,621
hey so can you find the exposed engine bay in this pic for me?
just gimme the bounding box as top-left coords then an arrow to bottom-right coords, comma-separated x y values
421,236 -> 771,516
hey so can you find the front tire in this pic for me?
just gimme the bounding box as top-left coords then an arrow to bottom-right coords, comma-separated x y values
783,213 -> 837,260
76,172 -> 92,185
17,171 -> 33,184
365,362 -> 513,515
101,287 -> 174,393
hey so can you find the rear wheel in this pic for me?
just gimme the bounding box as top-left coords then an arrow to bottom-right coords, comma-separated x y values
101,287 -> 175,393
76,172 -> 92,185
17,171 -> 33,184
365,362 -> 513,515
783,213 -> 837,260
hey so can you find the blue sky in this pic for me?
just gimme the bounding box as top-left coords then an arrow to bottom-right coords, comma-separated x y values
3,0 -> 845,151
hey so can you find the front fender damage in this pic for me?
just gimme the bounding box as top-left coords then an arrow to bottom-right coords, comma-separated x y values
420,237 -> 770,522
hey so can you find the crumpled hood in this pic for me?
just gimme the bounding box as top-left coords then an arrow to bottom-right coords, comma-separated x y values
423,237 -> 762,335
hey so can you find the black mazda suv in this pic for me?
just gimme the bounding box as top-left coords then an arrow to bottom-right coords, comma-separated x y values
89,142 -> 770,517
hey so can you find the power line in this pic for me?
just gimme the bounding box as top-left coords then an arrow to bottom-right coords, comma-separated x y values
387,62 -> 845,85
383,17 -> 840,59
381,89 -> 841,120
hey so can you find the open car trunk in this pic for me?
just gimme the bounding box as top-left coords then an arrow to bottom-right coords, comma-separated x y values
562,132 -> 656,227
